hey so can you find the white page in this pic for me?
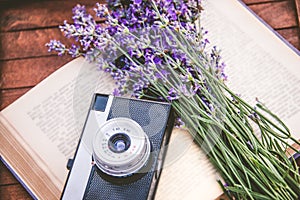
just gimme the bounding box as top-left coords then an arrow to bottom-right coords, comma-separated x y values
2,57 -> 115,189
201,0 -> 300,139
155,129 -> 223,200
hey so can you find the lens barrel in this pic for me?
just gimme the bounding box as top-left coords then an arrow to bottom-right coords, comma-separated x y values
108,133 -> 131,153
93,118 -> 151,177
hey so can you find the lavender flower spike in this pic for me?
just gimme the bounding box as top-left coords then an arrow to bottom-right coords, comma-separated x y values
45,40 -> 66,56
167,88 -> 179,101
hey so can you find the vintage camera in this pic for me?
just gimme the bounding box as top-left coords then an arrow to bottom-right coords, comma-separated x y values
61,94 -> 174,200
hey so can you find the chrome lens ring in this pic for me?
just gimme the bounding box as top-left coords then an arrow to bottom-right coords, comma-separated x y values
93,118 -> 151,177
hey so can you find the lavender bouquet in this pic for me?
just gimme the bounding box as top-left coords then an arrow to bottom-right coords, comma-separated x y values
47,0 -> 300,199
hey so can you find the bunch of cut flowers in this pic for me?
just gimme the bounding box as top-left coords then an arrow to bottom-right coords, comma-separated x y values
47,0 -> 300,199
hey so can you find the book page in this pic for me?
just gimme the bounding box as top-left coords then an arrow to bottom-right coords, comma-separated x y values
1,57 -> 116,193
0,114 -> 61,199
156,0 -> 300,199
155,129 -> 223,200
202,0 -> 300,139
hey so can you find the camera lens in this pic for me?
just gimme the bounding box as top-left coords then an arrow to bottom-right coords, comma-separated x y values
108,133 -> 131,153
93,118 -> 151,177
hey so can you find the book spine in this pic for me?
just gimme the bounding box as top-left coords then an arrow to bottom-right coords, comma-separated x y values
0,156 -> 38,200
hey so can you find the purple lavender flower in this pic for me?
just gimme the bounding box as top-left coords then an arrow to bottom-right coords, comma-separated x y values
154,69 -> 170,80
72,4 -> 95,27
112,88 -> 121,96
167,88 -> 179,101
60,4 -> 97,52
94,3 -> 109,18
47,0 -> 226,99
68,44 -> 80,57
174,117 -> 185,128
46,40 -> 66,56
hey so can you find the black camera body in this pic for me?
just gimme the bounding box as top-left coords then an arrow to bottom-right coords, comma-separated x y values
61,94 -> 174,200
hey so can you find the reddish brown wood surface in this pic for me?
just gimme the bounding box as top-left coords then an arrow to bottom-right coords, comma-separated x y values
0,0 -> 300,199
0,0 -> 105,32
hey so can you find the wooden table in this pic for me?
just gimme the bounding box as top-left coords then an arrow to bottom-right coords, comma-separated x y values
0,0 -> 299,199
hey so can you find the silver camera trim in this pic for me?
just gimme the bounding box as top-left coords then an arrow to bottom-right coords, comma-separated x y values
92,117 -> 151,177
62,96 -> 114,199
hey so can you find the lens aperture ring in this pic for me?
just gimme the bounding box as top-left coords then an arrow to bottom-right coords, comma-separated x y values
93,118 -> 151,177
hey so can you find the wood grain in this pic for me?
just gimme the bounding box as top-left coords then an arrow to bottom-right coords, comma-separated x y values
0,162 -> 31,199
0,0 -> 299,199
0,161 -> 19,185
276,27 -> 300,49
0,88 -> 32,110
249,1 -> 298,29
0,0 -> 103,32
296,0 -> 300,27
1,56 -> 72,89
0,29 -> 74,60
243,0 -> 281,4
0,184 -> 32,200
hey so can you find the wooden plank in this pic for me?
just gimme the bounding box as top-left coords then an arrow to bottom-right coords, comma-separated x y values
242,0 -> 281,4
1,56 -> 73,89
276,27 -> 300,50
0,28 -> 74,60
0,0 -> 104,32
295,0 -> 300,27
0,161 -> 19,185
0,184 -> 32,200
249,1 -> 298,29
0,88 -> 31,110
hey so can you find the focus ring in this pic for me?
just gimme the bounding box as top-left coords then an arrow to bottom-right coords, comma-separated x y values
92,118 -> 151,177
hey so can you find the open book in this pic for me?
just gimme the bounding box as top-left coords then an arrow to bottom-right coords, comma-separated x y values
1,0 -> 299,199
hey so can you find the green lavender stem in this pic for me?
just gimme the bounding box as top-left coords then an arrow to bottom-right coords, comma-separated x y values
113,27 -> 300,200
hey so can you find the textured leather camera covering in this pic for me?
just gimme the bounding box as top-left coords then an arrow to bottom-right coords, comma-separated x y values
85,166 -> 155,200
